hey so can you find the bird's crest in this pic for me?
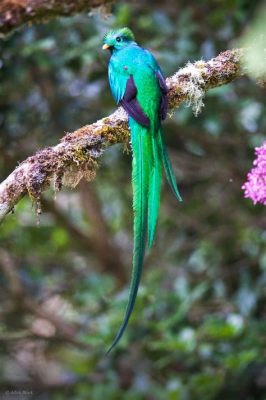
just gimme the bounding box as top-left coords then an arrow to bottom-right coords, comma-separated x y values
103,27 -> 135,42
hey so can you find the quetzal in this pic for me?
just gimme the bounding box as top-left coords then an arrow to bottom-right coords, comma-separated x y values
102,27 -> 182,353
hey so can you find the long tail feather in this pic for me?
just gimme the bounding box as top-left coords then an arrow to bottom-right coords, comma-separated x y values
106,123 -> 181,354
158,127 -> 182,202
106,120 -> 150,354
147,131 -> 162,248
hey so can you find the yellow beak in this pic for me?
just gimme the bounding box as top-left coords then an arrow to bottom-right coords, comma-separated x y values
102,44 -> 110,50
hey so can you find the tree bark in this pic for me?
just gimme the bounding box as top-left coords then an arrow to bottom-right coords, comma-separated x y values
0,0 -> 114,36
0,49 -> 245,224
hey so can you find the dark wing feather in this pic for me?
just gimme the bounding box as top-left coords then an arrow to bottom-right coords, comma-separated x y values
120,76 -> 150,127
155,71 -> 168,121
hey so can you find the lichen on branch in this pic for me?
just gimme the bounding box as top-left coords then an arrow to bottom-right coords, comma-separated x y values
0,49 -> 244,223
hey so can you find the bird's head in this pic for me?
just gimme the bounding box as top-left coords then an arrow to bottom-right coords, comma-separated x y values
102,27 -> 135,52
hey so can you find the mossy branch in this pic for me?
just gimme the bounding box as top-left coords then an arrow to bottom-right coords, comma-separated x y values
0,49 -> 245,223
0,0 -> 114,36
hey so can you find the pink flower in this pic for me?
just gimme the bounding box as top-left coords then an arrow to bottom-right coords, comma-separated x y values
242,142 -> 266,206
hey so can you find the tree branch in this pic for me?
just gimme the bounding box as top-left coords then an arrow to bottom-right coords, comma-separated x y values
0,48 -> 244,224
0,0 -> 114,36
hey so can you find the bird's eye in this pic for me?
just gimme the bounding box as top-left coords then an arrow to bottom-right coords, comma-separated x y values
116,36 -> 121,42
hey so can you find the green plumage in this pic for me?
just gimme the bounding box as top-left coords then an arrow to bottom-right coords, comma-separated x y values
148,130 -> 162,248
103,28 -> 182,353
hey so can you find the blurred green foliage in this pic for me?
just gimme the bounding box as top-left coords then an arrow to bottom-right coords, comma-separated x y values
0,1 -> 266,399
240,4 -> 266,80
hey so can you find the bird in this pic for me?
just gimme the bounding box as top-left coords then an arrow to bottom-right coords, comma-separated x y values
102,27 -> 182,353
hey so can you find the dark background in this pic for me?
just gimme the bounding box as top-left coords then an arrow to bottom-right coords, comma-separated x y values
0,1 -> 265,399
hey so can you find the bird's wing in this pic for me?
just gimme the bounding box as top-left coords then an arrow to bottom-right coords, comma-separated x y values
120,76 -> 150,127
108,60 -> 150,127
